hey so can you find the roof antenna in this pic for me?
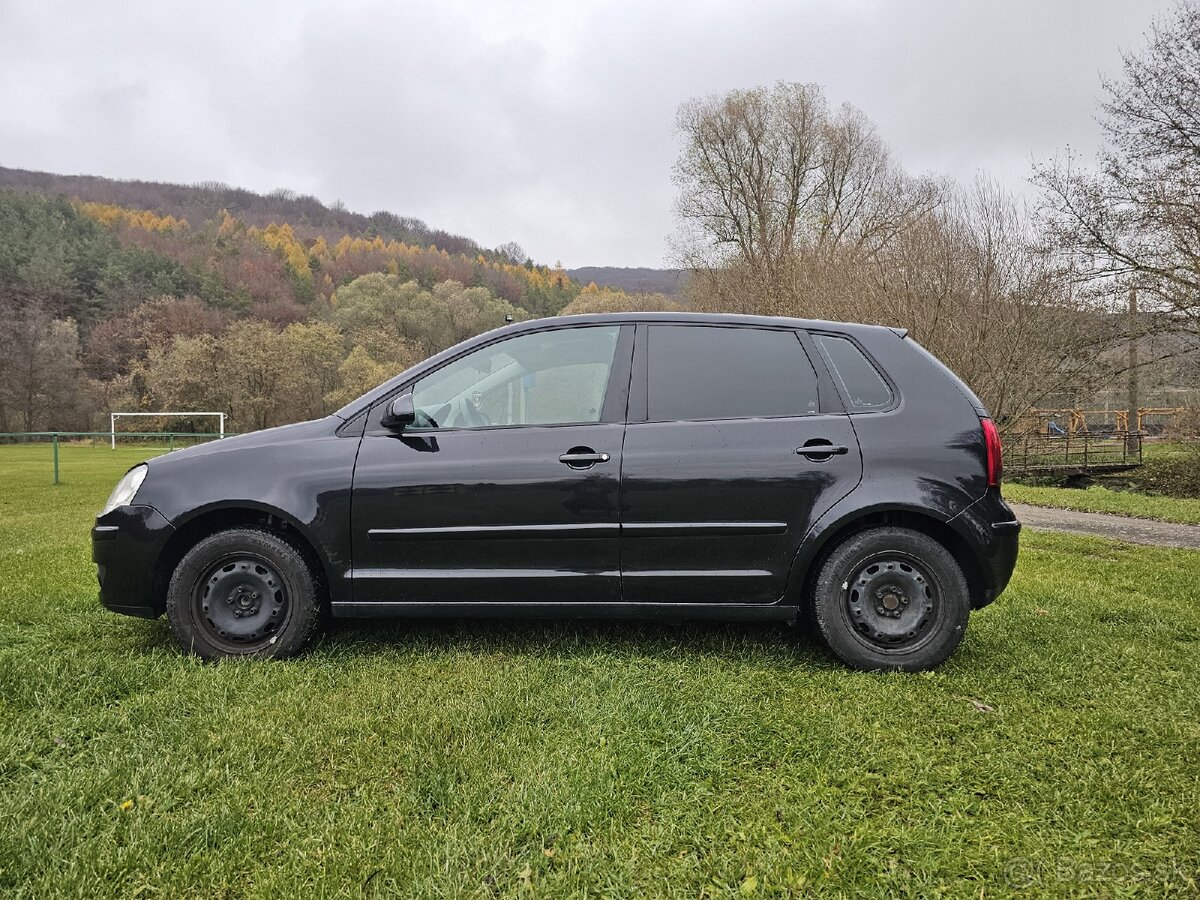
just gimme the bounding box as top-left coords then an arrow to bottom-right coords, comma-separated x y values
504,314 -> 514,323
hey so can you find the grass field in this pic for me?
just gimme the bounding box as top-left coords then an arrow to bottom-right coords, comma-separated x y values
1,443 -> 1198,897
1003,482 -> 1200,526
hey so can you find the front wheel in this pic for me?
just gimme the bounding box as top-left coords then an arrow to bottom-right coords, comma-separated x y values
166,527 -> 324,660
811,526 -> 970,671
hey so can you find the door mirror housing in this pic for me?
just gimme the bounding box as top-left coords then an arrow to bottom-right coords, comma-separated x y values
382,392 -> 416,429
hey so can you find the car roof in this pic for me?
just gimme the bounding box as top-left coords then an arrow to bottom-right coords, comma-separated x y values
521,311 -> 902,337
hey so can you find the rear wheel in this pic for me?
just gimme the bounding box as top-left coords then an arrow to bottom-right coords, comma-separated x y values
166,527 -> 323,660
811,526 -> 969,671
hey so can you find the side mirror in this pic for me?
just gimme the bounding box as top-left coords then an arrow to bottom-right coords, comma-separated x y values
382,392 -> 416,429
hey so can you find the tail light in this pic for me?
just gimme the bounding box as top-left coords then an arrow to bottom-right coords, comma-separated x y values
981,417 -> 1002,487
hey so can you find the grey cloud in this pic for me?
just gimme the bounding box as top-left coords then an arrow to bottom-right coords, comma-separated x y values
0,0 -> 1174,266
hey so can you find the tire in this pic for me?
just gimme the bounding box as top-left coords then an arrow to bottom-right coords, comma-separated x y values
166,527 -> 324,660
810,526 -> 969,672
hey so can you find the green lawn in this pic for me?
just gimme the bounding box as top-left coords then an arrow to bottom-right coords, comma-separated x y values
1142,441 -> 1196,461
1004,482 -> 1200,526
1,444 -> 1198,897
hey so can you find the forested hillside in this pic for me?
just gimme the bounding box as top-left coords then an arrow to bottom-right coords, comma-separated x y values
0,174 -> 675,434
0,167 -> 488,257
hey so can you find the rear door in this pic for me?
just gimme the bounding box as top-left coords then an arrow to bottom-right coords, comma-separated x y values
619,323 -> 862,604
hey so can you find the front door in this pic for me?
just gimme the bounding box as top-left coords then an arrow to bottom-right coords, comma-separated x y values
351,324 -> 633,605
620,323 -> 863,604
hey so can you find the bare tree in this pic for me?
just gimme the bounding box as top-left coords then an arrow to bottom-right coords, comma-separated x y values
871,180 -> 1121,424
673,83 -> 940,265
495,241 -> 528,265
673,83 -> 826,277
673,82 -> 940,313
1034,0 -> 1200,322
673,83 -> 1121,425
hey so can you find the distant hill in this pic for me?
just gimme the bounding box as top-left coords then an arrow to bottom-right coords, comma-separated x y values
0,165 -> 485,256
567,267 -> 687,296
0,169 -> 580,330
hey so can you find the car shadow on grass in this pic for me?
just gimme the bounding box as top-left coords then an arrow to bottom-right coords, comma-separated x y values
108,616 -> 177,655
315,616 -> 837,668
108,611 -> 1009,674
103,606 -> 848,669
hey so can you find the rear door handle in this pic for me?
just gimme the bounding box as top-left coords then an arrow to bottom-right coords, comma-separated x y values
559,449 -> 611,468
796,444 -> 850,457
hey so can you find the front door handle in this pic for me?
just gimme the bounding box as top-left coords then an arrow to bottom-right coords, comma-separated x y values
559,448 -> 611,468
796,444 -> 850,457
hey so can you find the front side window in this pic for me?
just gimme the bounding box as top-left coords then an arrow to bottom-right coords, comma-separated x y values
814,334 -> 893,412
409,325 -> 620,429
647,325 -> 819,421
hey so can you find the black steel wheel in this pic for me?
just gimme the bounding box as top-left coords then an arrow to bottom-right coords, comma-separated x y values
166,527 -> 323,660
845,553 -> 940,650
194,554 -> 290,651
811,526 -> 970,671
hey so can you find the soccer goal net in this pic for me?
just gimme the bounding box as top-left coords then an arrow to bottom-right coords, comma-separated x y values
109,412 -> 226,449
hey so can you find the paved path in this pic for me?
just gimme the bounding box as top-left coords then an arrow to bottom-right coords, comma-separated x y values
1010,502 -> 1200,550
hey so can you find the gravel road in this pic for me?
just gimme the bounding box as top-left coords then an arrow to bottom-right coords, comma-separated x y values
1009,502 -> 1200,550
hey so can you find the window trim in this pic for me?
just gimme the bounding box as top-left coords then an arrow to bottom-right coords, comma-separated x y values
630,322 -> 832,425
363,323 -> 634,435
807,330 -> 900,415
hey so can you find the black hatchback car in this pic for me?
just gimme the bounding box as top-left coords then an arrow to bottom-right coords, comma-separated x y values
93,313 -> 1019,670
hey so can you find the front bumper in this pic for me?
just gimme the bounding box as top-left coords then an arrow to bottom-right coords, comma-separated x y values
92,504 -> 175,618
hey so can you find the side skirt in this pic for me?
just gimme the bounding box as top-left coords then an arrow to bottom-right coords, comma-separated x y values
330,601 -> 797,624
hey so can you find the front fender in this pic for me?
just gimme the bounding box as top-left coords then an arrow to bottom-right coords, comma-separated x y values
134,420 -> 359,604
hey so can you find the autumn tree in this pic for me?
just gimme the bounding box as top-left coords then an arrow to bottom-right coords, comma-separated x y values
278,321 -> 345,421
560,287 -> 685,315
838,180 -> 1115,423
83,295 -> 227,380
139,322 -> 321,432
212,324 -> 283,431
324,345 -> 399,410
332,274 -> 523,358
0,183 -> 596,433
122,274 -> 538,433
0,303 -> 88,431
140,334 -> 225,423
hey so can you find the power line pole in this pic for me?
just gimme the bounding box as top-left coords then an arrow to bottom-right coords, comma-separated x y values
1126,286 -> 1139,453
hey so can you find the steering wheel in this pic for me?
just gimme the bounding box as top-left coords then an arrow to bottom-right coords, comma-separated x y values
443,396 -> 491,428
462,398 -> 491,427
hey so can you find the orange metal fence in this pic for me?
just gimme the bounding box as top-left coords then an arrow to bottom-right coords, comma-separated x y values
1020,407 -> 1191,436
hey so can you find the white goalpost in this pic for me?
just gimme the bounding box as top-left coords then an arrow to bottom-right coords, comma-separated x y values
109,411 -> 226,449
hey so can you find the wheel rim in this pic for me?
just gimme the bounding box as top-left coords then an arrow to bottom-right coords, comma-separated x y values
193,554 -> 289,652
844,552 -> 940,651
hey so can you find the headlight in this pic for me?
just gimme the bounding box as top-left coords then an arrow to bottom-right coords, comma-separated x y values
101,465 -> 148,516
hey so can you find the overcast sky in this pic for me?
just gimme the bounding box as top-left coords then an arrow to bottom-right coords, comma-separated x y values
0,0 -> 1174,268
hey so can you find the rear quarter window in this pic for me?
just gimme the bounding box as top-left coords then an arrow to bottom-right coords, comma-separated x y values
814,334 -> 894,412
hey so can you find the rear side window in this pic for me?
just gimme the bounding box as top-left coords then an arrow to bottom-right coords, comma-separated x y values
647,325 -> 819,421
814,334 -> 893,412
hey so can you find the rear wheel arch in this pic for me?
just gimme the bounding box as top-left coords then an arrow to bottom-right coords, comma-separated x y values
791,506 -> 986,613
152,506 -> 330,617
